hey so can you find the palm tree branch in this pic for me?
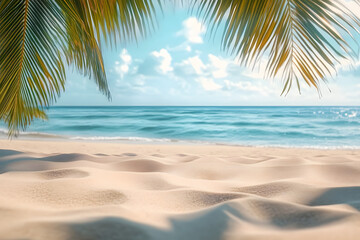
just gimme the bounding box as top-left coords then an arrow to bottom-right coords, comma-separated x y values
1,0 -> 161,135
0,0 -> 66,134
192,0 -> 360,94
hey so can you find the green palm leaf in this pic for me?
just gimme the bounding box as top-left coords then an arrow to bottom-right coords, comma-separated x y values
0,0 -> 66,134
192,0 -> 360,94
0,0 -> 159,135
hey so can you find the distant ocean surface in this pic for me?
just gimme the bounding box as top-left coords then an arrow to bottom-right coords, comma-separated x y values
1,106 -> 360,149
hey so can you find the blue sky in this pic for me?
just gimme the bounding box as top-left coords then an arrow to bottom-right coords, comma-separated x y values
56,4 -> 360,106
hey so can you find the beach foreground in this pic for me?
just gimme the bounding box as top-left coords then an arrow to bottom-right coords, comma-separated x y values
0,140 -> 360,240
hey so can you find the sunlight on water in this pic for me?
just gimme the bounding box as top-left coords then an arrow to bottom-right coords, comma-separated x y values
1,106 -> 360,148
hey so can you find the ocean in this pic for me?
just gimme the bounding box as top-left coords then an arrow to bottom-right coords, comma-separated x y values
1,106 -> 360,149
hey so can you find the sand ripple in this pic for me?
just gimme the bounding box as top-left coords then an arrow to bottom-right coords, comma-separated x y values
0,142 -> 360,240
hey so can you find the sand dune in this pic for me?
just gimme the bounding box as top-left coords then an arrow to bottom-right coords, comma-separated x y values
0,140 -> 360,239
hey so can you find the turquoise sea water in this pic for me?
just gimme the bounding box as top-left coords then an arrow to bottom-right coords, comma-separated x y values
1,106 -> 360,148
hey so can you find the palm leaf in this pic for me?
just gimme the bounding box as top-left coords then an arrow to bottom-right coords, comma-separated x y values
0,0 -> 66,134
57,0 -> 159,98
192,0 -> 360,94
0,0 -> 159,135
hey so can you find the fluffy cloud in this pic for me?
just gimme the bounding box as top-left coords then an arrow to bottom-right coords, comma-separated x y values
115,49 -> 132,78
112,46 -> 273,98
224,80 -> 272,96
182,54 -> 231,79
178,17 -> 206,44
208,54 -> 229,78
196,77 -> 222,91
177,53 -> 274,94
185,56 -> 206,74
335,57 -> 360,74
166,42 -> 192,52
152,49 -> 173,74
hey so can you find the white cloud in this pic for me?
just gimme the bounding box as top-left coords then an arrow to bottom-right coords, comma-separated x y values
335,57 -> 360,74
178,17 -> 206,44
196,77 -> 222,91
152,48 -> 173,74
121,50 -> 132,64
120,64 -> 129,73
185,56 -> 206,74
166,42 -> 192,52
182,54 -> 230,79
115,49 -> 132,78
224,80 -> 271,96
208,54 -> 229,78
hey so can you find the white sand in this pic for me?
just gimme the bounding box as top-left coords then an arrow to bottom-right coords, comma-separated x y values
0,139 -> 360,240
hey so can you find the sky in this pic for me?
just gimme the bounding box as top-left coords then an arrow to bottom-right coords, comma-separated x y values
56,4 -> 360,106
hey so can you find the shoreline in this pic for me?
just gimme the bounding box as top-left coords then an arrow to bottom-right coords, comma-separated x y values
2,136 -> 360,151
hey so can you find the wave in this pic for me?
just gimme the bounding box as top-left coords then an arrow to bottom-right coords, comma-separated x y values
56,114 -> 115,120
321,119 -> 360,126
2,128 -> 360,149
69,136 -> 175,143
57,125 -> 116,131
1,106 -> 360,149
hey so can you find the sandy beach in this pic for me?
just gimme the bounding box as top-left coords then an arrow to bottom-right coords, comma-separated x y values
0,139 -> 360,240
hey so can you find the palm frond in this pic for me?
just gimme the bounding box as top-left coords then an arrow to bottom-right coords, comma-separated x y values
56,0 -> 159,99
87,0 -> 159,44
0,0 -> 160,135
57,0 -> 110,99
192,0 -> 360,94
0,0 -> 66,134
